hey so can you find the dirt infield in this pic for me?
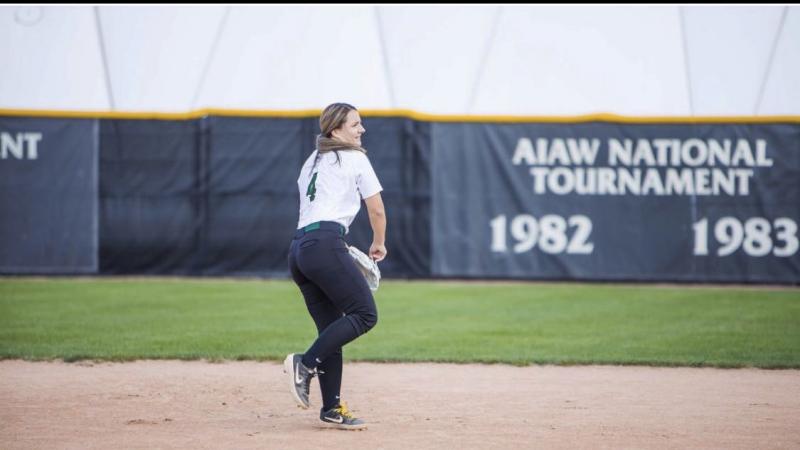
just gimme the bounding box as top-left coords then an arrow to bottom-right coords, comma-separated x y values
1,361 -> 799,449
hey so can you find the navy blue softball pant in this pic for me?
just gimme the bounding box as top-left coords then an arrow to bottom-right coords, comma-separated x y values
288,221 -> 378,410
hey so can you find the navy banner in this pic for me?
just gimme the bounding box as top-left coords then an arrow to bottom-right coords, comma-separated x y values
1,113 -> 798,283
431,122 -> 800,283
0,118 -> 98,273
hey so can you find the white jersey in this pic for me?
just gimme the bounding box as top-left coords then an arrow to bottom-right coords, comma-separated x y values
296,150 -> 383,233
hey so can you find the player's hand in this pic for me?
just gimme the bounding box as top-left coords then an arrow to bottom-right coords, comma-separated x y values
369,243 -> 387,262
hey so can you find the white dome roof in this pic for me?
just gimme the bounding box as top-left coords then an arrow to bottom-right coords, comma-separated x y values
1,5 -> 798,116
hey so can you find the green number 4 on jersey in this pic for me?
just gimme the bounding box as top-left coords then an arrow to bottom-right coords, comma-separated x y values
306,172 -> 318,202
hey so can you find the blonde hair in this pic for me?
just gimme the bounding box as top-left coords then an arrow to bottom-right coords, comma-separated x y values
315,103 -> 366,156
319,103 -> 357,138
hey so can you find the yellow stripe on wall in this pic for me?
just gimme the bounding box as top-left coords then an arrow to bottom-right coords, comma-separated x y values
1,108 -> 799,124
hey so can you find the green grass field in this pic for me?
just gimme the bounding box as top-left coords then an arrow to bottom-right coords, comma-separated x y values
1,278 -> 798,368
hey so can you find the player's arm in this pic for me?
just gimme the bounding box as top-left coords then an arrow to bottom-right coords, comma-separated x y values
364,193 -> 387,262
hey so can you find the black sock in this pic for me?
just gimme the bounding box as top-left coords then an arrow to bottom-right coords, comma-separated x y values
317,350 -> 342,411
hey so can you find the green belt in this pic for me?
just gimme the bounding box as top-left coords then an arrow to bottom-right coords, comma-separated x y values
302,221 -> 345,236
303,222 -> 321,232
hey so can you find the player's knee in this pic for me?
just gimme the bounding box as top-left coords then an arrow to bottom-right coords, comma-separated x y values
353,303 -> 378,334
346,307 -> 377,335
362,309 -> 378,332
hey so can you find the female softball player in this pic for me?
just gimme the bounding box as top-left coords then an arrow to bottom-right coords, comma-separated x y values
284,102 -> 386,430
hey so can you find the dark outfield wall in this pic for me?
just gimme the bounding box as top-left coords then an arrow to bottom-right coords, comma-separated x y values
96,116 -> 431,277
1,114 -> 797,283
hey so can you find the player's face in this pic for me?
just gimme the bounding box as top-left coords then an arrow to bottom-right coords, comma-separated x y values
332,110 -> 365,146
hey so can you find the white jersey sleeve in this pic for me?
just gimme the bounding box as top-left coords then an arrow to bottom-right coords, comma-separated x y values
355,153 -> 383,199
